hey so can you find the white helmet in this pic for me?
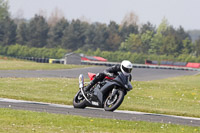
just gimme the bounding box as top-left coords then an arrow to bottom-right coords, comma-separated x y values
120,60 -> 133,75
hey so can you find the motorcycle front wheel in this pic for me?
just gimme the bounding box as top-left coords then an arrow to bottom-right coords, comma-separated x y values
104,89 -> 125,111
73,90 -> 87,109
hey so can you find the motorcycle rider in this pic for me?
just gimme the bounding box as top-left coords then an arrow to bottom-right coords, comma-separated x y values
84,60 -> 133,92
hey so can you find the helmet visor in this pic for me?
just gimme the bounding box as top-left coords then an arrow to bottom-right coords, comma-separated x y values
122,65 -> 132,73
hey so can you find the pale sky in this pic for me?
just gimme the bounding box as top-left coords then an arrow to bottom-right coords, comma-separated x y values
9,0 -> 200,30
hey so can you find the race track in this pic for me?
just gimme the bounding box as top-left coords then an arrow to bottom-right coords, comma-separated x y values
0,66 -> 198,81
0,98 -> 200,127
0,67 -> 200,126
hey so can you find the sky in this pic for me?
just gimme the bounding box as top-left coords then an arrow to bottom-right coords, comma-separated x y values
8,0 -> 200,30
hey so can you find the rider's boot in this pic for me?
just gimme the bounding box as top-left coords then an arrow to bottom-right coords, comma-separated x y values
84,76 -> 99,92
84,73 -> 105,92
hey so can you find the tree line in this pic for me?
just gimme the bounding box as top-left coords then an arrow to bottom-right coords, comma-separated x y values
1,15 -> 138,51
0,0 -> 200,62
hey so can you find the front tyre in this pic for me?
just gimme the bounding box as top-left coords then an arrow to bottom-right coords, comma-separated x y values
104,89 -> 125,111
73,90 -> 87,108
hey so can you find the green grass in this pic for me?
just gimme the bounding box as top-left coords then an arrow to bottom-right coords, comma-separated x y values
0,108 -> 199,133
0,75 -> 200,118
0,59 -> 88,70
121,75 -> 200,117
0,78 -> 75,105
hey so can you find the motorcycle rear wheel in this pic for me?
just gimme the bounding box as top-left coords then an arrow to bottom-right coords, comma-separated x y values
73,90 -> 87,108
104,89 -> 125,111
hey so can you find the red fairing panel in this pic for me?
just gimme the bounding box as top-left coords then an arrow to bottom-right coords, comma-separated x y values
88,72 -> 114,81
88,72 -> 96,80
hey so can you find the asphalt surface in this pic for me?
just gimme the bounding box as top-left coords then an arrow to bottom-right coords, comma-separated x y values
1,98 -> 200,127
0,66 -> 198,81
0,67 -> 200,126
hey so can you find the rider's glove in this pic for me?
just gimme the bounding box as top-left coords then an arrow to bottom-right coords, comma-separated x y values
107,73 -> 114,77
103,70 -> 114,77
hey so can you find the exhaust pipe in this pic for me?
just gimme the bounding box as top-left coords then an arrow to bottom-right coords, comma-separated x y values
79,74 -> 91,104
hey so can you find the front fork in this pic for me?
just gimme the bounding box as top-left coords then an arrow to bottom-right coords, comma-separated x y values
110,86 -> 117,99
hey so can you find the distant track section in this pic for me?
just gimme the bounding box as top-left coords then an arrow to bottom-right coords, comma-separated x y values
0,67 -> 198,81
81,61 -> 200,71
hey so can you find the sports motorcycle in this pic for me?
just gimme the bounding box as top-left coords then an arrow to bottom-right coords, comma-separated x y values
73,72 -> 132,111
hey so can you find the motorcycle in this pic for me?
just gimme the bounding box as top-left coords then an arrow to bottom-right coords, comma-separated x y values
73,72 -> 132,111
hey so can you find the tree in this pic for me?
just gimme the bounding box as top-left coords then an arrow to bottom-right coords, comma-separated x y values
177,26 -> 191,41
140,22 -> 156,34
161,35 -> 179,56
182,37 -> 192,54
119,23 -> 138,41
120,12 -> 139,41
195,37 -> 200,56
47,18 -> 69,48
161,25 -> 192,55
149,18 -> 169,54
0,0 -> 9,20
105,21 -> 121,51
16,22 -> 28,45
62,19 -> 88,50
83,23 -> 97,50
119,33 -> 142,53
92,23 -> 109,50
176,26 -> 192,54
106,33 -> 121,51
0,0 -> 13,46
27,15 -> 49,48
149,32 -> 163,54
0,17 -> 17,46
157,18 -> 169,34
5,17 -> 17,45
140,30 -> 154,54
0,19 -> 5,44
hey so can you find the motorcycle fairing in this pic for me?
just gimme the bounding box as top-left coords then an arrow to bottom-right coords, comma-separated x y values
88,72 -> 96,80
93,85 -> 103,107
113,73 -> 133,90
88,72 -> 114,81
91,81 -> 120,107
100,81 -> 121,94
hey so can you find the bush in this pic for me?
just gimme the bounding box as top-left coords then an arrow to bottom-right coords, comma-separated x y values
1,45 -> 200,63
0,44 -> 68,59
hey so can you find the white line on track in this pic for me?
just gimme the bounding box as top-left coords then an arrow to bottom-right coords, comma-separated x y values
194,71 -> 200,76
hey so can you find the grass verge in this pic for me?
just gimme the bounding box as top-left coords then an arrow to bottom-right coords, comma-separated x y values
0,59 -> 88,70
0,75 -> 199,118
0,108 -> 199,133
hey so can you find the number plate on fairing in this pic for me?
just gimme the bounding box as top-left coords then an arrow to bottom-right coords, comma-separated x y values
92,101 -> 99,106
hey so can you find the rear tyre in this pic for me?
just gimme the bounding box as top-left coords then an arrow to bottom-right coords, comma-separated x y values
73,90 -> 87,108
104,89 -> 125,111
